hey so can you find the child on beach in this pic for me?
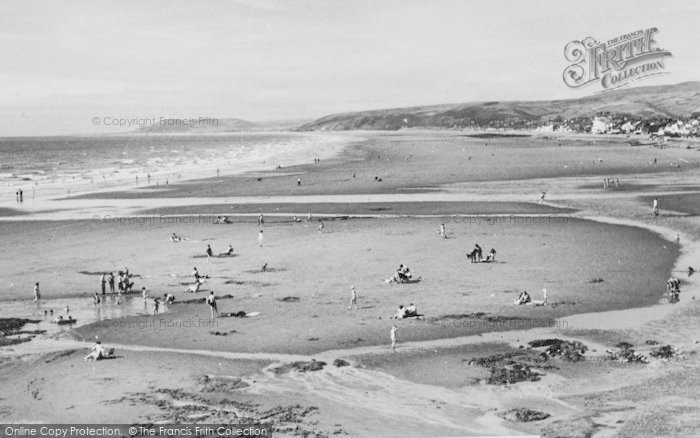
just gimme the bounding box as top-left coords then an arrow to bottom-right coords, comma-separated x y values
153,298 -> 160,315
652,198 -> 659,216
258,230 -> 264,247
390,325 -> 398,351
33,282 -> 40,303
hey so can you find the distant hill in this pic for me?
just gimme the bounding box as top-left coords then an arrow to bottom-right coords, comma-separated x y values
299,82 -> 700,131
138,117 -> 259,133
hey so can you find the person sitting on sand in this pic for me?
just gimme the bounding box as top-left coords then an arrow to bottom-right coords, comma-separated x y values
394,304 -> 408,319
185,280 -> 202,294
486,248 -> 496,263
170,233 -> 181,242
163,293 -> 175,304
406,303 -> 417,317
219,244 -> 234,256
84,341 -> 107,361
515,291 -> 531,305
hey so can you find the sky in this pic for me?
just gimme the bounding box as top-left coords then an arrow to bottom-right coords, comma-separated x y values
1,0 -> 699,135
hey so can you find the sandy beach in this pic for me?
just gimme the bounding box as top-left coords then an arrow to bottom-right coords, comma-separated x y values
2,131 -> 700,437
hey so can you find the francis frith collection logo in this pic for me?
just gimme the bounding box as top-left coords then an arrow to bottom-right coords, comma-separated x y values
563,28 -> 672,91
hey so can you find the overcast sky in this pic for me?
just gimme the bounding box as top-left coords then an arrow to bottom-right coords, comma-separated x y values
1,0 -> 699,135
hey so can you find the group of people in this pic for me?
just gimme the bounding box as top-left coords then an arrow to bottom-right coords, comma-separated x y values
389,264 -> 413,283
393,303 -> 421,319
666,277 -> 681,303
205,244 -> 235,261
514,288 -> 548,306
467,244 -> 496,263
603,178 -> 620,189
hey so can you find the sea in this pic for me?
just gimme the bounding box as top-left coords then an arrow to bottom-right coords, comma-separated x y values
0,132 -> 355,199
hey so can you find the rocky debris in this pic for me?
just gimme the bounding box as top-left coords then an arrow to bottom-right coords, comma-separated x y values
606,343 -> 648,363
272,359 -> 326,375
528,339 -> 588,362
468,352 -> 544,385
649,345 -> 676,359
197,375 -> 249,392
499,408 -> 551,422
333,359 -> 350,367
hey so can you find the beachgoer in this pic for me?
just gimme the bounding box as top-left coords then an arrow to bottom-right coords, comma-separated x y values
390,325 -> 398,351
515,291 -> 531,305
192,267 -> 200,281
689,266 -> 695,277
33,282 -> 41,303
258,230 -> 264,247
206,291 -> 218,318
108,272 -> 115,293
163,293 -> 175,304
542,288 -> 548,306
142,286 -> 148,303
349,286 -> 357,310
652,198 -> 659,216
540,191 -> 546,203
261,263 -> 268,272
153,298 -> 160,315
186,280 -> 202,293
318,221 -> 324,233
258,213 -> 264,226
439,223 -> 446,238
84,341 -> 107,361
297,177 -> 301,186
206,244 -> 213,263
406,303 -> 417,317
100,273 -> 106,295
676,233 -> 681,244
93,292 -> 100,305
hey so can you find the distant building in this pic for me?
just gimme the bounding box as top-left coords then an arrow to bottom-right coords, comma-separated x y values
591,112 -> 613,134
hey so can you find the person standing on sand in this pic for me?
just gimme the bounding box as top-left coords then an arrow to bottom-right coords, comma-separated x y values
439,223 -> 446,238
33,282 -> 40,303
652,198 -> 659,216
540,191 -> 546,203
258,229 -> 264,247
142,287 -> 148,304
297,177 -> 301,186
390,325 -> 398,351
257,213 -> 264,227
542,288 -> 548,306
153,298 -> 160,316
206,244 -> 213,263
349,286 -> 357,310
206,291 -> 218,319
100,273 -> 106,295
108,272 -> 115,293
318,221 -> 324,233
